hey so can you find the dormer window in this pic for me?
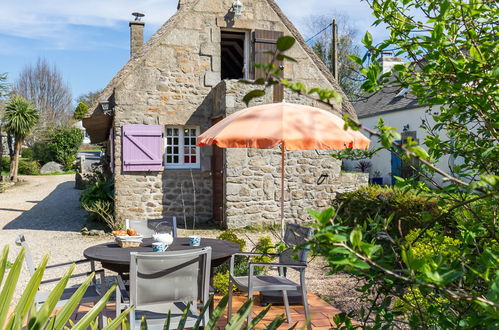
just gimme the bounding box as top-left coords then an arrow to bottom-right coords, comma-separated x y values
221,30 -> 248,80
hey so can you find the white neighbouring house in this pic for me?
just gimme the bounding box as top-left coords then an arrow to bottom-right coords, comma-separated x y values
74,121 -> 91,145
352,56 -> 457,186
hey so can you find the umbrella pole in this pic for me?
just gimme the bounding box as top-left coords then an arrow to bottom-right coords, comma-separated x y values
281,141 -> 285,238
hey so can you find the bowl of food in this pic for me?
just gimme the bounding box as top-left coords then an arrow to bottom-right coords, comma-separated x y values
113,229 -> 143,248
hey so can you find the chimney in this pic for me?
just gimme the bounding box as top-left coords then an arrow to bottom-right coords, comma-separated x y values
378,52 -> 404,74
129,12 -> 145,58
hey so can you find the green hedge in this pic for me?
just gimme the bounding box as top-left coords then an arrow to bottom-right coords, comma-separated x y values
333,186 -> 449,236
1,157 -> 40,175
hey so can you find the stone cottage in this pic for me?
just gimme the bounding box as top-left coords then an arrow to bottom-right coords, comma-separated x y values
83,0 -> 368,228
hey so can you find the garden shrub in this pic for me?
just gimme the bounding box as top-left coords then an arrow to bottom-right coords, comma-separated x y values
1,156 -> 10,172
1,157 -> 41,175
46,127 -> 83,170
18,159 -> 41,175
21,148 -> 35,160
333,185 -> 449,236
33,142 -> 55,165
80,171 -> 115,228
212,231 -> 276,294
33,127 -> 83,170
393,228 -> 462,323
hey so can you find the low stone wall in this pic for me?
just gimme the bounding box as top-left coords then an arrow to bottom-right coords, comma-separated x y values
225,147 -> 368,228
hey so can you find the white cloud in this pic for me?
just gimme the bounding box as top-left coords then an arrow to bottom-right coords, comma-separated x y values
0,0 -> 384,50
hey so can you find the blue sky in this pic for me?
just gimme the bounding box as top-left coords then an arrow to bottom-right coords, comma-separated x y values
0,0 -> 386,104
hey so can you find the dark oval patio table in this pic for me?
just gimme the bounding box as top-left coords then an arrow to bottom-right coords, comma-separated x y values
83,237 -> 240,274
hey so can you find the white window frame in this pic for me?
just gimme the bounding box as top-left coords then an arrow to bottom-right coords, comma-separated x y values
164,126 -> 201,169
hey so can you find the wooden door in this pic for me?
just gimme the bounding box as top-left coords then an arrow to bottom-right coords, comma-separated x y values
211,117 -> 225,226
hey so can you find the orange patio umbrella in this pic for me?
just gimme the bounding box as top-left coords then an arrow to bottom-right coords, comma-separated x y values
197,102 -> 370,235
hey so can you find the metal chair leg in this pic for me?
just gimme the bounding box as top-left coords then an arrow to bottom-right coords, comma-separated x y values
247,290 -> 253,324
282,290 -> 292,323
227,279 -> 233,322
300,271 -> 311,330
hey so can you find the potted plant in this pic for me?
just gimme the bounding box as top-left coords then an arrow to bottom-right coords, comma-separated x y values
371,170 -> 383,185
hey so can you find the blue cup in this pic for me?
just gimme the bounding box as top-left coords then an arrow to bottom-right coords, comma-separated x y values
188,235 -> 201,247
152,242 -> 166,252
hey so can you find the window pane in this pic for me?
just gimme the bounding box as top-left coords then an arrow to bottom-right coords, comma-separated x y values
173,147 -> 179,154
173,138 -> 178,145
167,137 -> 172,145
173,129 -> 179,136
191,156 -> 196,163
190,147 -> 196,154
184,137 -> 189,145
167,156 -> 172,163
167,147 -> 172,154
190,129 -> 196,135
174,156 -> 179,163
184,147 -> 190,155
167,128 -> 172,135
184,156 -> 190,163
191,138 -> 196,145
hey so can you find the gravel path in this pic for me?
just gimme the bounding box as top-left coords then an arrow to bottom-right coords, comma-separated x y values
0,175 -> 110,300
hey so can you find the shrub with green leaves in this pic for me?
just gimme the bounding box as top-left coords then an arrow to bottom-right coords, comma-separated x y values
80,171 -> 115,228
21,148 -> 35,160
33,127 -> 83,170
333,185 -> 449,236
212,233 -> 277,295
18,159 -> 41,175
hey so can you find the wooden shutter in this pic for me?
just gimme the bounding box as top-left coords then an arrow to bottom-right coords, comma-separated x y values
122,124 -> 163,172
253,30 -> 283,75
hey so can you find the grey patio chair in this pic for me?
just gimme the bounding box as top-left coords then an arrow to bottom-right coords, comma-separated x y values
227,223 -> 314,327
115,247 -> 212,329
15,234 -> 106,325
125,217 -> 177,238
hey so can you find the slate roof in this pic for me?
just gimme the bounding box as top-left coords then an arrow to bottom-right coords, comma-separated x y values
354,83 -> 421,118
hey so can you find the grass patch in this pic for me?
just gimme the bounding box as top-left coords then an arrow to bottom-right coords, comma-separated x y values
78,145 -> 102,152
40,170 -> 76,176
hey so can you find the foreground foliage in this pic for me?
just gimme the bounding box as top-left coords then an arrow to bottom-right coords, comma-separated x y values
0,245 -> 131,329
2,246 -> 293,329
243,0 -> 498,327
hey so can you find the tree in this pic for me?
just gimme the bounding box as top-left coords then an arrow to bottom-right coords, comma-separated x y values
76,90 -> 102,108
74,101 -> 89,120
243,0 -> 498,326
3,96 -> 39,181
304,14 -> 363,100
15,58 -> 72,142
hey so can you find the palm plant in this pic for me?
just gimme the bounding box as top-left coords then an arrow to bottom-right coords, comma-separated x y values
3,95 -> 39,181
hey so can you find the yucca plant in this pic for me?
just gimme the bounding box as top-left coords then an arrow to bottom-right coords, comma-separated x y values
138,294 -> 299,330
1,245 -> 302,329
0,245 -> 132,329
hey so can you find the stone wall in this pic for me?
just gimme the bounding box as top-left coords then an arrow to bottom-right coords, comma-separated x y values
109,0 -> 366,225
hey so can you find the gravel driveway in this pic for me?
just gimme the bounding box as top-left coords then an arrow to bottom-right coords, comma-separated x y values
0,175 -> 110,300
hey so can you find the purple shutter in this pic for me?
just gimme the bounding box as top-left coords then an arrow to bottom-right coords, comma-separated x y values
122,124 -> 163,171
